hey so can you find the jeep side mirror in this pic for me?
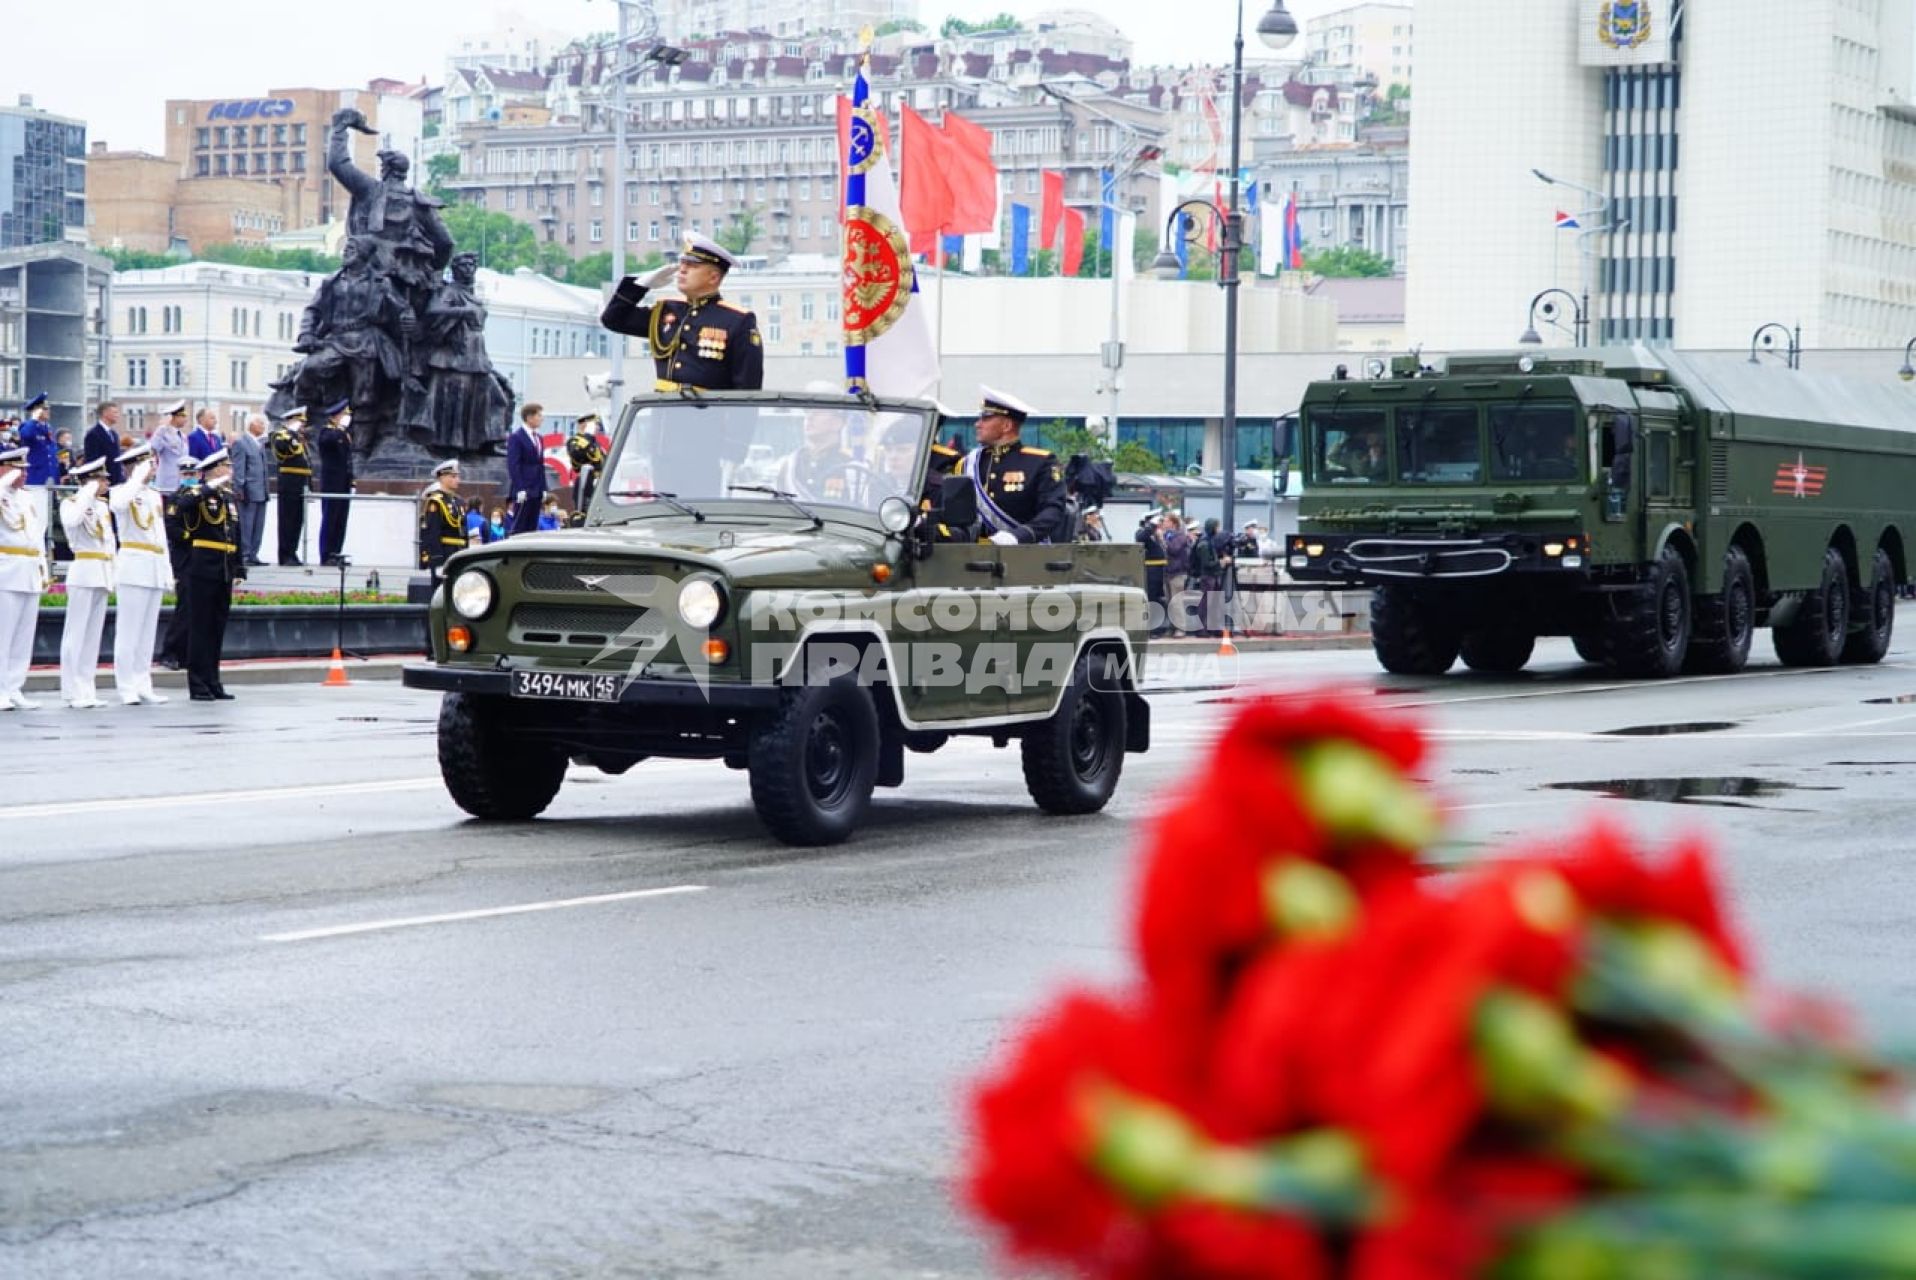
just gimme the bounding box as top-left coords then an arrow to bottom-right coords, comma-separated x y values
936,473 -> 977,527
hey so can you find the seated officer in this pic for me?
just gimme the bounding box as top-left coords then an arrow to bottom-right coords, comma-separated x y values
773,401 -> 867,505
949,386 -> 1066,545
599,234 -> 764,392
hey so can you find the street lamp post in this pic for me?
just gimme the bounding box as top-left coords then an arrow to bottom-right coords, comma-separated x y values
1748,322 -> 1801,370
1148,0 -> 1296,539
1532,167 -> 1612,343
1517,287 -> 1589,348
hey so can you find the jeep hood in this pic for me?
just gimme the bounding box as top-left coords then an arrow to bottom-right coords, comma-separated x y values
452,518 -> 889,585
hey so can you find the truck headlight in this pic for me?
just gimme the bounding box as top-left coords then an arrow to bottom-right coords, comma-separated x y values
677,577 -> 725,629
450,569 -> 496,620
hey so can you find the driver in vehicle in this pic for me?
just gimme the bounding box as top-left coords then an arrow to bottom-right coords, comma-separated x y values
1331,429 -> 1387,478
772,397 -> 868,504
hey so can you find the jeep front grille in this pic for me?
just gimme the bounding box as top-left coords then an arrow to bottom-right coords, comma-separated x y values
521,562 -> 671,593
509,604 -> 659,647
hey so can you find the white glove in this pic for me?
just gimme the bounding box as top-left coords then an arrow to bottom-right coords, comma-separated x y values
641,263 -> 677,291
515,490 -> 527,503
81,479 -> 103,503
133,459 -> 154,487
989,530 -> 1020,547
0,470 -> 19,492
208,475 -> 232,491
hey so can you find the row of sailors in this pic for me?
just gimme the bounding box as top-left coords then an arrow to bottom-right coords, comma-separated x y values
0,439 -> 244,710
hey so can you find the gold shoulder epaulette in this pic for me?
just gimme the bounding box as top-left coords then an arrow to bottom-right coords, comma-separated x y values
1019,445 -> 1053,457
718,299 -> 751,313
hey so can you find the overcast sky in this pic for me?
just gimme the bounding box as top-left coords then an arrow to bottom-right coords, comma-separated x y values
20,0 -> 1349,156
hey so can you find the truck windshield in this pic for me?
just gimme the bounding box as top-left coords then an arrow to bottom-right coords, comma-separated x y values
1309,409 -> 1389,484
1489,404 -> 1583,482
604,401 -> 935,516
1394,405 -> 1482,483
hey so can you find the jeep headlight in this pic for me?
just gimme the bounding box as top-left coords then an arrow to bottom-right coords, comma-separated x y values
677,577 -> 725,629
450,569 -> 496,620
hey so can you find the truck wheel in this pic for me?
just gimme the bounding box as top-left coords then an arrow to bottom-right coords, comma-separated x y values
1608,545 -> 1692,678
1841,547 -> 1895,665
1370,586 -> 1461,675
437,692 -> 567,820
1571,633 -> 1611,666
1774,547 -> 1851,668
748,676 -> 879,846
1022,650 -> 1128,815
1460,629 -> 1535,674
1685,546 -> 1756,674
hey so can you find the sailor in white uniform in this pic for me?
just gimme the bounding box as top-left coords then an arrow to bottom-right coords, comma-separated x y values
58,456 -> 117,708
0,444 -> 50,710
109,442 -> 173,706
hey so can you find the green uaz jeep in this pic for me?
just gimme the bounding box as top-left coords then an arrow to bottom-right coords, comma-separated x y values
403,391 -> 1153,845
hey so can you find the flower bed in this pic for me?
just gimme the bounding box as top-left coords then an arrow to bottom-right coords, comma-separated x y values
37,588 -> 407,609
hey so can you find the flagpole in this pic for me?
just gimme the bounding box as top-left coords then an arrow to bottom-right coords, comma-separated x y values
936,223 -> 947,401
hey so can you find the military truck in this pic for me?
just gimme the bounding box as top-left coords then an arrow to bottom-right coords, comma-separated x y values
403,390 -> 1152,845
1286,348 -> 1912,677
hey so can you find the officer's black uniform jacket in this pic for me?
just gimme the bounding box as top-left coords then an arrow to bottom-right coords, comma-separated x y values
599,280 -> 764,391
177,486 -> 244,582
418,485 -> 465,572
952,441 -> 1068,544
270,428 -> 312,478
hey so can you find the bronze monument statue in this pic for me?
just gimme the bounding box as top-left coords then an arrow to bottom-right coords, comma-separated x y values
267,108 -> 511,477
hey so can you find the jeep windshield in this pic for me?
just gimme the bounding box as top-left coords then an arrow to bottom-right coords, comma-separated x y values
604,400 -> 935,518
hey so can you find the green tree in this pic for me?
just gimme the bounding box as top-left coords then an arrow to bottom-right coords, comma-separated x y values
533,241 -> 573,280
423,120 -> 441,139
1038,421 -> 1168,473
1303,244 -> 1394,277
940,12 -> 1020,36
717,206 -> 763,257
440,201 -> 539,272
198,242 -> 341,273
101,247 -> 183,272
1368,82 -> 1411,126
570,251 -> 614,289
425,152 -> 460,197
1132,226 -> 1159,272
874,18 -> 926,35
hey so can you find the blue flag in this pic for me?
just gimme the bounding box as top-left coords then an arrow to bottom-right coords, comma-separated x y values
942,233 -> 964,261
1010,203 -> 1031,276
1099,169 -> 1115,266
1174,211 -> 1190,279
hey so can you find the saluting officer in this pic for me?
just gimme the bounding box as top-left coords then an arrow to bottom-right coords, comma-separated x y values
157,455 -> 202,672
565,413 -> 606,525
316,399 -> 355,565
418,459 -> 466,575
269,407 -> 313,565
57,457 -> 116,709
600,234 -> 764,391
950,386 -> 1068,545
178,447 -> 245,701
109,442 -> 172,705
0,444 -> 48,711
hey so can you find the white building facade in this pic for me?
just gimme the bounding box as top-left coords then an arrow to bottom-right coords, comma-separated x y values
1409,0 -> 1916,352
1303,2 -> 1415,89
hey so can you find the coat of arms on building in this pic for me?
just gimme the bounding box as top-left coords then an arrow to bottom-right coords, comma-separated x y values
1599,0 -> 1651,49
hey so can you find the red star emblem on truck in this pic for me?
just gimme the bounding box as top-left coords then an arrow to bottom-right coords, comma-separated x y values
1772,452 -> 1826,498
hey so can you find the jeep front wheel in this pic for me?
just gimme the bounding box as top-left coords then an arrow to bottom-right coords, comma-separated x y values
438,692 -> 568,820
748,677 -> 880,846
1022,650 -> 1128,815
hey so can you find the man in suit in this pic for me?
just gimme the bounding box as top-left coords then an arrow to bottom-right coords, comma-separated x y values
506,402 -> 547,537
150,399 -> 189,489
316,399 -> 355,565
599,234 -> 764,392
231,415 -> 270,566
187,408 -> 220,462
84,401 -> 129,486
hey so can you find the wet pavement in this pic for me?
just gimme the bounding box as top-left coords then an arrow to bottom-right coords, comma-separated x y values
6,636 -> 1916,1275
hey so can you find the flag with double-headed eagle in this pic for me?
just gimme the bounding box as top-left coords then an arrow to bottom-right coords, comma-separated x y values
839,49 -> 940,399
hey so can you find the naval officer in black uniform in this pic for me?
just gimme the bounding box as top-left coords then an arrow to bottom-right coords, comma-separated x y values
950,386 -> 1067,545
177,447 -> 245,701
417,459 -> 466,576
599,234 -> 764,392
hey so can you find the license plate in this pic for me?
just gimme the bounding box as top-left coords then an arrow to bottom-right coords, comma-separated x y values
511,670 -> 623,702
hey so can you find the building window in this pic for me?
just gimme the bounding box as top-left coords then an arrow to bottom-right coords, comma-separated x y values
163,306 -> 182,334
505,187 -> 516,209
161,357 -> 185,387
216,155 -> 229,176
590,183 -> 603,207
590,219 -> 603,243
648,220 -> 660,241
195,128 -> 209,149
292,152 -> 305,173
230,359 -> 249,391
126,357 -> 147,388
797,216 -> 810,240
800,292 -> 815,321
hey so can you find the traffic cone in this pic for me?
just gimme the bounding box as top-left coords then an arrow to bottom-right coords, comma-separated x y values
1217,627 -> 1238,658
322,646 -> 351,687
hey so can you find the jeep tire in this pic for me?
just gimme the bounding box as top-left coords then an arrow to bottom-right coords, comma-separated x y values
437,692 -> 568,820
1460,629 -> 1536,674
1370,586 -> 1461,675
1774,546 -> 1851,668
1022,649 -> 1128,815
748,675 -> 880,846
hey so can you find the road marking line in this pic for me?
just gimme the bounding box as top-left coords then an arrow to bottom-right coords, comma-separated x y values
0,776 -> 444,821
259,884 -> 708,943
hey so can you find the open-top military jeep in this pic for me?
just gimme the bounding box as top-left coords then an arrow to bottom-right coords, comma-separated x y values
402,390 -> 1152,845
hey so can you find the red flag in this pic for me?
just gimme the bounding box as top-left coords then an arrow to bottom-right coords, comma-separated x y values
834,96 -> 892,223
1041,171 -> 1065,252
900,105 -> 956,256
940,112 -> 1000,235
1061,206 -> 1086,276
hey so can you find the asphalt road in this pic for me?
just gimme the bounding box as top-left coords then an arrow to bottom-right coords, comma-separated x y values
7,636 -> 1916,1277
